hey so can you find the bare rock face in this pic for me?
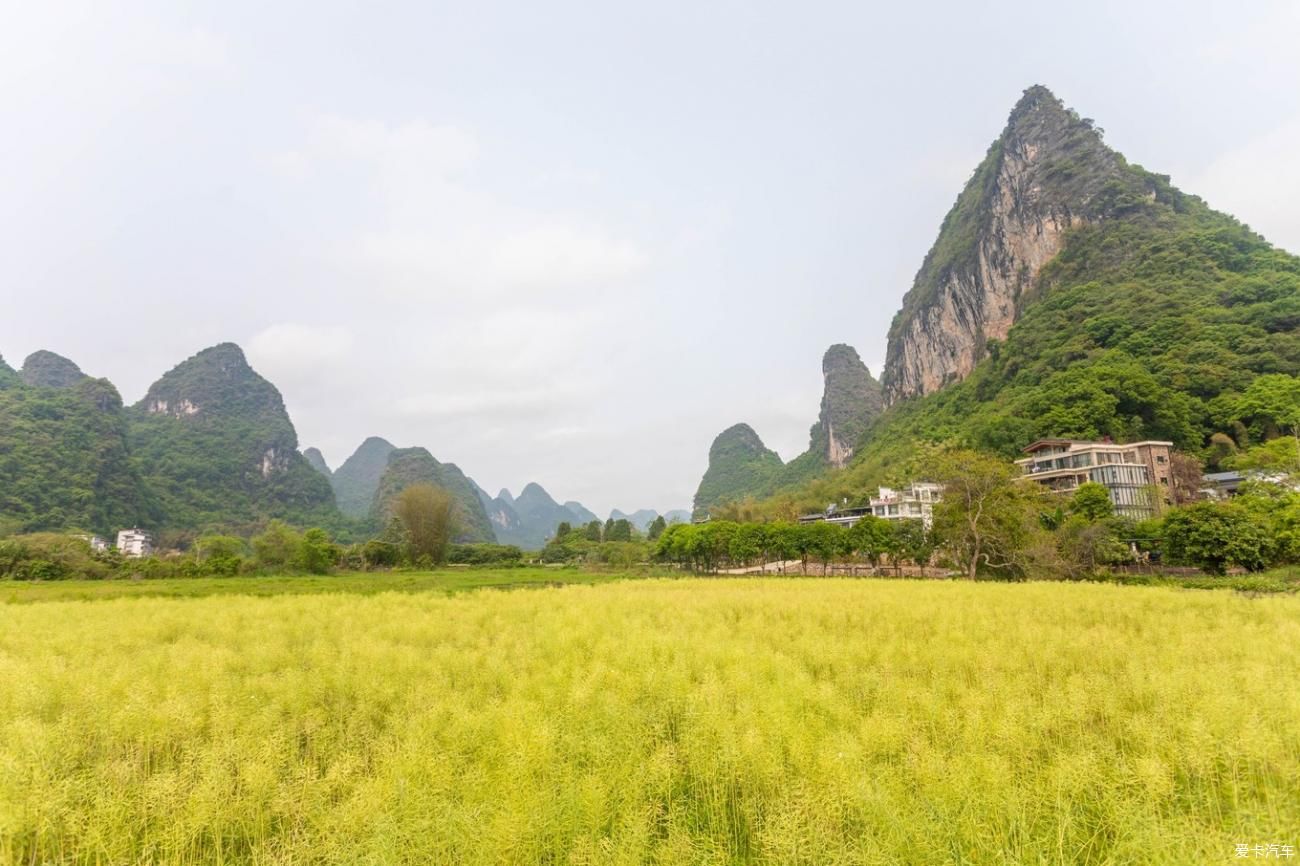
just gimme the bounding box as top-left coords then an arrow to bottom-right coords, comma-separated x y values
882,86 -> 1138,402
807,344 -> 883,468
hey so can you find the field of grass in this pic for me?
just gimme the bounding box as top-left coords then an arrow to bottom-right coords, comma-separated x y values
0,567 -> 624,604
2,577 -> 1297,864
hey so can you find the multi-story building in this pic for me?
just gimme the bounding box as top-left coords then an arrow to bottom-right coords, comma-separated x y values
868,483 -> 943,528
115,528 -> 153,558
799,483 -> 943,529
1016,439 -> 1172,518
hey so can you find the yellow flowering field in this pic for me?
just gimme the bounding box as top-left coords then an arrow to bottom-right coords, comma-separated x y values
1,578 -> 1297,864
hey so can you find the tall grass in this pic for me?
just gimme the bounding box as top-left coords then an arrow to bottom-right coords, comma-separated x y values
1,579 -> 1297,864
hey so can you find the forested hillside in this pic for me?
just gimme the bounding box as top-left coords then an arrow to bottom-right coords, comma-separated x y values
0,373 -> 156,535
701,86 -> 1300,517
369,448 -> 496,543
125,344 -> 338,538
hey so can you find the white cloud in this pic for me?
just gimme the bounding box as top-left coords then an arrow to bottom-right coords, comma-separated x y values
353,221 -> 646,295
247,323 -> 355,375
278,114 -> 648,300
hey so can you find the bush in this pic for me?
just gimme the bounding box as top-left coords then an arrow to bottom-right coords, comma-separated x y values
446,544 -> 525,566
0,534 -> 113,580
1161,501 -> 1274,574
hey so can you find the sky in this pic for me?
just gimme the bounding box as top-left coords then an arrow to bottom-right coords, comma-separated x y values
2,1 -> 1299,517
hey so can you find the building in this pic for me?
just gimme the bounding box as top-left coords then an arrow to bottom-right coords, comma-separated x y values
1201,470 -> 1246,499
869,483 -> 943,528
115,528 -> 153,558
1202,469 -> 1296,500
75,534 -> 109,552
799,483 -> 943,529
1016,439 -> 1172,518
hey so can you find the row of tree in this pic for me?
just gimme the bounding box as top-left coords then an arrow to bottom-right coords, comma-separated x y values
662,449 -> 1300,578
0,483 -> 528,580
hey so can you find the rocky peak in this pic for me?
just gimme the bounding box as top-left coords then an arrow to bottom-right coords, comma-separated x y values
881,85 -> 1145,402
517,482 -> 558,508
564,501 -> 598,524
331,436 -> 397,518
692,423 -> 785,515
302,447 -> 332,477
808,344 -> 882,468
369,447 -> 497,543
20,350 -> 88,388
137,342 -> 282,419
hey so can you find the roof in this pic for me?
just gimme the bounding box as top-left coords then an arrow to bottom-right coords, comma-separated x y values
1021,438 -> 1175,454
1022,438 -> 1080,453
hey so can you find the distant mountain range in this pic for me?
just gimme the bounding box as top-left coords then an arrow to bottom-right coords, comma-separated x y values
0,343 -> 334,541
469,483 -> 688,550
1,344 -> 685,547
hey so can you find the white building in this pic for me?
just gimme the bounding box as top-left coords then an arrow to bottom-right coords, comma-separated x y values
799,483 -> 943,529
116,528 -> 153,558
869,483 -> 943,528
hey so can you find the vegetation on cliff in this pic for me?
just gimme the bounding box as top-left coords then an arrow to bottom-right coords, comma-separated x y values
126,344 -> 337,539
369,447 -> 496,544
0,375 -> 156,535
718,86 -> 1300,519
692,423 -> 785,515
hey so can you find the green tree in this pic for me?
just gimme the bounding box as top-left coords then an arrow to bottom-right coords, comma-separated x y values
194,534 -> 246,576
932,450 -> 1041,580
392,483 -> 457,566
847,515 -> 895,574
297,528 -> 340,574
1055,516 -> 1127,577
804,521 -> 846,574
728,522 -> 765,569
892,519 -> 935,576
647,515 -> 668,541
584,520 -> 604,542
252,520 -> 303,571
606,519 -> 634,542
1161,501 -> 1273,574
1069,482 -> 1114,521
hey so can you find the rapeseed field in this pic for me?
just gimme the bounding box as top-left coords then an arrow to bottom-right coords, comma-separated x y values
1,578 -> 1296,864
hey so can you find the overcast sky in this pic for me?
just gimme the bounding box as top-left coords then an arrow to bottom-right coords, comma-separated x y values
2,1 -> 1298,516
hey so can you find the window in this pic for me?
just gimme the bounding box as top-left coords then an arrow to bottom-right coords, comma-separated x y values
1156,455 -> 1167,464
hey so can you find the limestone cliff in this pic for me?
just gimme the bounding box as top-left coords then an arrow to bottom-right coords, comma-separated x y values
882,85 -> 1150,402
807,344 -> 882,468
127,343 -> 337,530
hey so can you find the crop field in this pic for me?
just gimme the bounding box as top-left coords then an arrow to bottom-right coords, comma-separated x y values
1,578 -> 1297,864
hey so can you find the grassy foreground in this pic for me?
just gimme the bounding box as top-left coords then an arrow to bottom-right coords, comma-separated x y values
1,579 -> 1297,864
0,567 -> 623,604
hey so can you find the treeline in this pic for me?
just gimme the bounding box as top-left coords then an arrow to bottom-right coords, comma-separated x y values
658,449 -> 1300,579
536,516 -> 669,567
0,483 -> 527,580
